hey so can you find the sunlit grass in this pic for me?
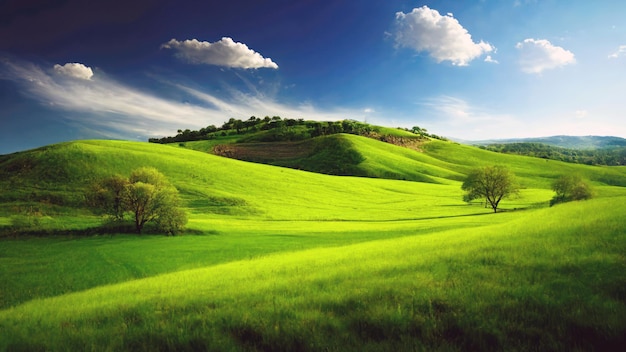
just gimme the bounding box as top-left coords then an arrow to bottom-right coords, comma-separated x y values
1,198 -> 624,351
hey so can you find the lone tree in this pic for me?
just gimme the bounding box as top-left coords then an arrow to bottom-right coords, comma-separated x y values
462,165 -> 519,213
550,174 -> 593,206
125,167 -> 186,234
86,167 -> 187,235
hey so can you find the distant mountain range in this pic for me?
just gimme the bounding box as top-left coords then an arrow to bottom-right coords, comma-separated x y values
469,136 -> 626,150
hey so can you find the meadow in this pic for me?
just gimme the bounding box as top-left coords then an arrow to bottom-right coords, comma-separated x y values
0,135 -> 625,350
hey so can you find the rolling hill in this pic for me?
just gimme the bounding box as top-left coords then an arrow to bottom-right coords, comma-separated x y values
1,132 -> 625,350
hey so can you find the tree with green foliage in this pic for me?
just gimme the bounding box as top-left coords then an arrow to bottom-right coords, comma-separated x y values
85,168 -> 187,235
85,174 -> 128,221
411,126 -> 427,136
232,119 -> 244,133
550,174 -> 593,206
462,165 -> 519,213
124,167 -> 186,234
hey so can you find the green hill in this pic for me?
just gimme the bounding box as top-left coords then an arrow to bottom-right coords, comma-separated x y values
1,135 -> 625,350
1,136 -> 625,236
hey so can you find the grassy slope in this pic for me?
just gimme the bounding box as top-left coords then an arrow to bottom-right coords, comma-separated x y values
1,137 -> 625,350
179,133 -> 626,187
1,138 -> 566,222
422,140 -> 626,188
1,139 -> 544,308
0,198 -> 625,351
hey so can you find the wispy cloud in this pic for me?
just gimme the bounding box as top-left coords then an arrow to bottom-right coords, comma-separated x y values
516,38 -> 575,74
608,45 -> 626,59
1,57 -> 362,139
418,96 -> 521,139
574,110 -> 588,119
394,6 -> 494,66
175,84 -> 364,122
161,37 -> 278,69
513,0 -> 538,7
1,58 -> 210,136
484,55 -> 499,64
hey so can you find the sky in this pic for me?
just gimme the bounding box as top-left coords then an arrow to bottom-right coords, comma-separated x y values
1,0 -> 626,154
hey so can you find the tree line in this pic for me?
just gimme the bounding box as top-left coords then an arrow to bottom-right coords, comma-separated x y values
149,116 -> 442,144
480,143 -> 626,166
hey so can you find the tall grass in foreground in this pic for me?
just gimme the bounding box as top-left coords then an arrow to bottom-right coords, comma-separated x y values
0,214 -> 516,309
1,197 -> 624,351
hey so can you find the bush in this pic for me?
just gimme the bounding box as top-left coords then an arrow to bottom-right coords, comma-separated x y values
10,214 -> 41,231
550,175 -> 593,206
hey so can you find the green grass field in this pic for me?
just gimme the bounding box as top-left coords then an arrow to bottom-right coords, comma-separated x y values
0,135 -> 625,350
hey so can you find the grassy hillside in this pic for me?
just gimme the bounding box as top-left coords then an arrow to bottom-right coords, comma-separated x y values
1,136 -> 625,350
5,136 -> 589,222
176,133 -> 626,188
0,140 -> 486,222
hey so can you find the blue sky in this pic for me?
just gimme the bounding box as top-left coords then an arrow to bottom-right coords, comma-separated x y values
1,0 -> 625,153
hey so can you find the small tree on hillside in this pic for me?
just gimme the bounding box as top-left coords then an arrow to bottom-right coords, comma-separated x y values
462,165 -> 519,213
550,174 -> 593,206
85,168 -> 187,234
85,174 -> 128,221
125,167 -> 186,234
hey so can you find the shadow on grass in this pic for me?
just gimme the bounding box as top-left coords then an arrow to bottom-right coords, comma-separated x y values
0,222 -> 214,238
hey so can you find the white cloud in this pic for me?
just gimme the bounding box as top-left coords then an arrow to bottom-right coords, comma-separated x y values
608,45 -> 626,59
516,38 -> 575,74
394,6 -> 494,66
1,58 -> 362,140
53,62 -> 93,80
2,60 -> 210,136
575,110 -> 588,119
161,37 -> 278,69
484,55 -> 499,64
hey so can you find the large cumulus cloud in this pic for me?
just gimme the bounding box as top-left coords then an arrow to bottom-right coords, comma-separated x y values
394,6 -> 494,66
516,39 -> 575,74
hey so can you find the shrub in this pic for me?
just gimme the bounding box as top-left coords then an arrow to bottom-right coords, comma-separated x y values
550,175 -> 593,206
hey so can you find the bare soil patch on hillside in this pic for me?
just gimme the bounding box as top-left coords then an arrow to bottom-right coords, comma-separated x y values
213,141 -> 315,162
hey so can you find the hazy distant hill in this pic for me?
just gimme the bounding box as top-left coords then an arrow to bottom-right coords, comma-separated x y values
471,135 -> 626,150
466,136 -> 626,166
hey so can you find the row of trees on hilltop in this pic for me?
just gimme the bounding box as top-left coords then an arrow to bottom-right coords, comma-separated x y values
149,117 -> 441,144
149,116 -> 307,143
